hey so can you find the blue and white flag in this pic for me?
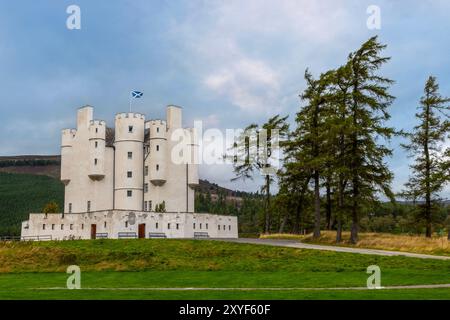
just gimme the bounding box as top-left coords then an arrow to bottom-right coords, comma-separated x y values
131,90 -> 143,98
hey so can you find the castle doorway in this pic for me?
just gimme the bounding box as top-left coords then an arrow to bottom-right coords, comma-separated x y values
91,224 -> 97,239
138,223 -> 146,239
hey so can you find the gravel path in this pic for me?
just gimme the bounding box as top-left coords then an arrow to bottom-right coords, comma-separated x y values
210,238 -> 450,260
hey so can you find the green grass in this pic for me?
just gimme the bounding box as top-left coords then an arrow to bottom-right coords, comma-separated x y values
0,172 -> 64,236
0,239 -> 449,299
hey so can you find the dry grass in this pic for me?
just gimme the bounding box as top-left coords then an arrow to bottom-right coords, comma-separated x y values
299,231 -> 450,256
260,233 -> 307,241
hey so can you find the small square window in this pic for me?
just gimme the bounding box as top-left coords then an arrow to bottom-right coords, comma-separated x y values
128,152 -> 132,159
127,171 -> 132,178
127,190 -> 132,197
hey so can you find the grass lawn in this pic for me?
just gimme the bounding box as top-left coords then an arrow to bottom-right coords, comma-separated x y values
0,239 -> 449,299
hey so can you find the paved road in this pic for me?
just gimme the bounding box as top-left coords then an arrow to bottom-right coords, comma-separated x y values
210,238 -> 450,261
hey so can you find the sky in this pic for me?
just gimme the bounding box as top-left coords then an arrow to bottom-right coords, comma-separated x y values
0,0 -> 448,197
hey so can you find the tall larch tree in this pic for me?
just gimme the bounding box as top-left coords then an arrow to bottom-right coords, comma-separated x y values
401,76 -> 450,237
346,36 -> 396,244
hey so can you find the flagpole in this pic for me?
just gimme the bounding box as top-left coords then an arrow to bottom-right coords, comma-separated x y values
129,92 -> 132,112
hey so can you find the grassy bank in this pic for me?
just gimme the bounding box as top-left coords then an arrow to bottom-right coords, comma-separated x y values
0,239 -> 449,299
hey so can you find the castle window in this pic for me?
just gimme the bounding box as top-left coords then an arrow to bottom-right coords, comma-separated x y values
218,225 -> 220,231
155,222 -> 158,229
144,183 -> 148,193
42,224 -> 46,230
193,223 -> 196,229
127,190 -> 132,197
81,224 -> 84,230
149,201 -> 152,211
167,223 -> 170,229
229,225 -> 231,231
176,223 -> 179,230
128,125 -> 133,133
223,225 -> 226,230
156,145 -> 159,151
200,223 -> 202,229
128,152 -> 132,159
70,224 -> 73,230
87,201 -> 91,212
144,166 -> 148,176
61,224 -> 64,230
94,158 -> 98,165
206,223 -> 208,230
69,203 -> 72,213
95,128 -> 98,133
127,171 -> 132,178
52,224 -> 55,230
156,164 -> 159,171
144,201 -> 147,211
104,221 -> 107,228
157,127 -> 159,133
95,141 -> 98,148
125,221 -> 128,228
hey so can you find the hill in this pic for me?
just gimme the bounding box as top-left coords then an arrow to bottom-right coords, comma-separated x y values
0,172 -> 64,236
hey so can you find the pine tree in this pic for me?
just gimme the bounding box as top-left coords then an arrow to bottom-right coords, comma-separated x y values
346,36 -> 396,244
292,69 -> 334,238
228,115 -> 289,233
400,76 -> 450,237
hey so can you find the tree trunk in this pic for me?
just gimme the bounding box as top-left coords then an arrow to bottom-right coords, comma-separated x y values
313,170 -> 321,238
424,102 -> 432,238
326,180 -> 332,230
336,177 -> 344,243
264,175 -> 271,234
279,215 -> 288,233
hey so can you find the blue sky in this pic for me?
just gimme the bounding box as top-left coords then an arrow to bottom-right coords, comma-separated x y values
0,0 -> 449,197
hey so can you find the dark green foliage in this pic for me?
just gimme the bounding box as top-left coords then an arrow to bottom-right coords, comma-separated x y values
400,76 -> 450,237
0,173 -> 64,236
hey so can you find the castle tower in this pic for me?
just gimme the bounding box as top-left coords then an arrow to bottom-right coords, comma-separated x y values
114,112 -> 145,211
60,128 -> 76,185
88,120 -> 106,180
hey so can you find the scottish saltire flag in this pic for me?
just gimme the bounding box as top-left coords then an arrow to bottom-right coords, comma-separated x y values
131,90 -> 143,98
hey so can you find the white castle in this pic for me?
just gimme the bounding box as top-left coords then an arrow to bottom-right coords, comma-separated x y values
21,105 -> 238,240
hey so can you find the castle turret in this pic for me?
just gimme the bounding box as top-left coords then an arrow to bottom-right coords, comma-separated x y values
60,128 -> 76,185
146,120 -> 167,186
114,112 -> 145,211
88,120 -> 106,180
187,127 -> 199,188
